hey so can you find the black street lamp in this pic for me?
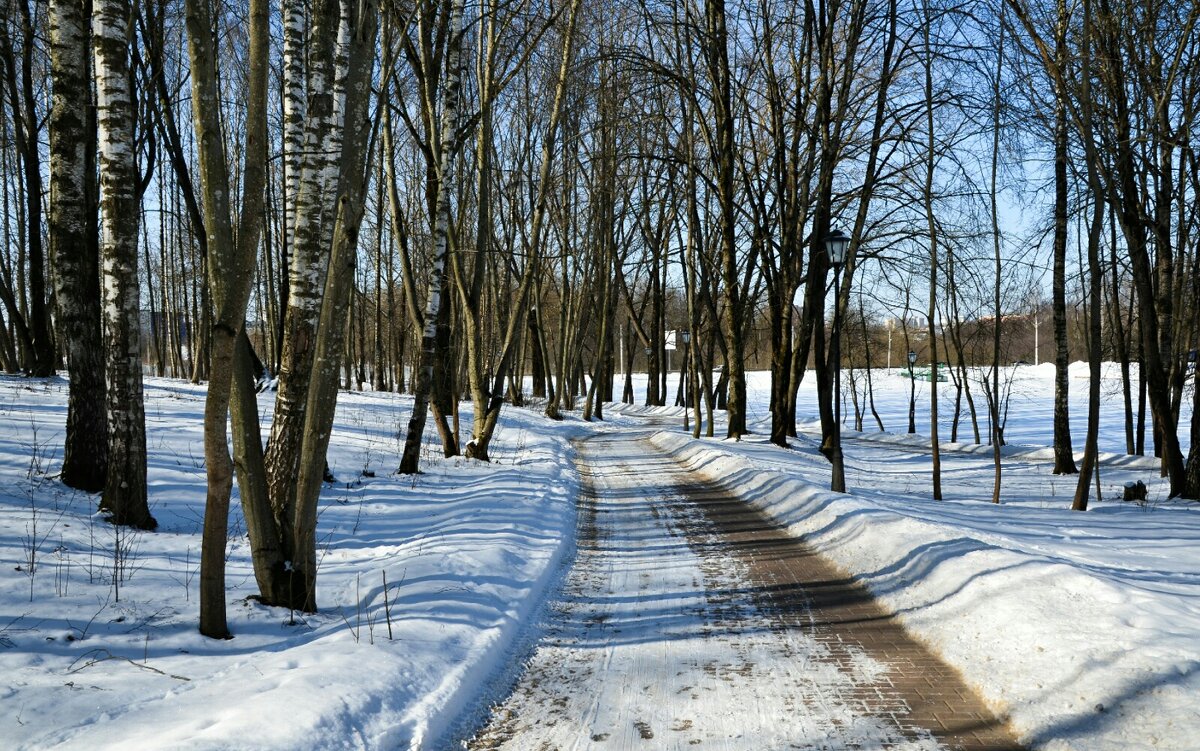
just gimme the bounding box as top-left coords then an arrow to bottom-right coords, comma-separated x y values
907,349 -> 918,434
826,229 -> 850,493
679,330 -> 691,430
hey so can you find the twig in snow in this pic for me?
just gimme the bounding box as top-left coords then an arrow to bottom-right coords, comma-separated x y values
67,648 -> 190,682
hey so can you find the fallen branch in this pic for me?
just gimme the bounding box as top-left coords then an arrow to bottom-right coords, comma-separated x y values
66,648 -> 190,682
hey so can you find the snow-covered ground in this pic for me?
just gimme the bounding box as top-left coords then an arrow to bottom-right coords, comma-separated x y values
1,361 -> 1197,750
612,363 -> 1199,751
0,376 -> 581,750
469,430 -> 958,750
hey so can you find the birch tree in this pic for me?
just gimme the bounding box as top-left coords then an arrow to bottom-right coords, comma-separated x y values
287,0 -> 379,609
93,0 -> 154,529
217,0 -> 380,613
263,0 -> 343,538
48,0 -> 107,493
281,0 -> 307,258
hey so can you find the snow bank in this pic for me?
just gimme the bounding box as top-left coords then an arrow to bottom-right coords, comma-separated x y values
0,377 -> 580,750
649,430 -> 1200,751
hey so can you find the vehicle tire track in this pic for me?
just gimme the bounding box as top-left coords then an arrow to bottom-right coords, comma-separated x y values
466,432 -> 1024,750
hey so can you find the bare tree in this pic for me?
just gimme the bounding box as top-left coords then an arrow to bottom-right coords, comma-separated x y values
0,0 -> 55,375
465,0 -> 582,458
1049,0 -> 1077,475
93,0 -> 154,529
184,0 -> 270,638
400,0 -> 467,474
48,0 -> 107,492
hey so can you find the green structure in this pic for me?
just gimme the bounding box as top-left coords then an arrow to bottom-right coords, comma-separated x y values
901,363 -> 949,382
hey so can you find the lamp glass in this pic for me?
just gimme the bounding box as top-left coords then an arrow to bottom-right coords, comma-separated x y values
908,350 -> 917,364
825,229 -> 850,266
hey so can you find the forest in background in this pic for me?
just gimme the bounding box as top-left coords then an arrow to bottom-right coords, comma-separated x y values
0,0 -> 1197,637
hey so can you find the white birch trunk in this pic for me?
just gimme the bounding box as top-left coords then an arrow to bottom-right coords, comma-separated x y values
280,0 -> 306,250
264,0 -> 342,536
49,0 -> 107,492
291,0 -> 379,609
319,0 -> 351,252
93,0 -> 154,530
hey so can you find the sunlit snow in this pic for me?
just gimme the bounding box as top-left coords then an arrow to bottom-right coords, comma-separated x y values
0,362 -> 1195,750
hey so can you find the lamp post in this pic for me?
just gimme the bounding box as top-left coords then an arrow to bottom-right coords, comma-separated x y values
907,349 -> 918,434
1033,314 -> 1040,366
644,346 -> 653,406
619,326 -> 624,379
679,330 -> 691,430
886,318 -> 894,371
826,229 -> 850,493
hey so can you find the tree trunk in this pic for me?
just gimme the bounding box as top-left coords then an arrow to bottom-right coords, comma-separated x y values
94,0 -> 154,530
529,307 -> 546,398
1072,191 -> 1104,512
1051,14 -> 1077,475
989,18 -> 1005,503
263,0 -> 342,522
400,0 -> 466,474
705,0 -> 746,438
1,1 -> 56,375
48,0 -> 108,492
921,1 -> 942,500
1110,214 -> 1135,455
185,0 -> 270,638
291,1 -> 379,609
280,0 -> 306,256
1185,363 -> 1200,497
465,0 -> 581,460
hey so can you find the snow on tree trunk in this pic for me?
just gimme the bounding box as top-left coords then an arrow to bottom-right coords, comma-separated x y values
48,0 -> 107,493
93,0 -> 155,530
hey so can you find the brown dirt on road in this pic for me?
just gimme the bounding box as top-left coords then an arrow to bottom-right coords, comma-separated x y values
466,432 -> 1025,750
673,473 -> 1025,750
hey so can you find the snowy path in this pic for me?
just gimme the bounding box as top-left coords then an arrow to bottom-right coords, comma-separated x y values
467,430 -> 1022,750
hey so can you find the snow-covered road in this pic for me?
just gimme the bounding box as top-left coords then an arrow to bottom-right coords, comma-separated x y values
467,430 -> 1020,750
